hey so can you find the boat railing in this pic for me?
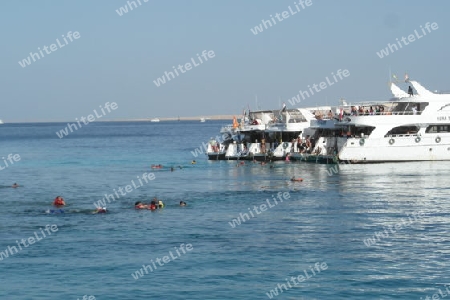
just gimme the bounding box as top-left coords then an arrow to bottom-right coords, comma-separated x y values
385,133 -> 419,138
220,125 -> 235,132
342,110 -> 422,117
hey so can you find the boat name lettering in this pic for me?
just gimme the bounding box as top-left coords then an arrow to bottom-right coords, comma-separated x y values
437,116 -> 448,121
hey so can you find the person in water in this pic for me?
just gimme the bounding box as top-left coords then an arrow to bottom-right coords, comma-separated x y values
53,196 -> 66,206
148,200 -> 157,210
12,183 -> 19,188
191,160 -> 196,164
94,207 -> 107,214
47,209 -> 64,214
180,201 -> 187,206
135,201 -> 147,209
290,176 -> 303,182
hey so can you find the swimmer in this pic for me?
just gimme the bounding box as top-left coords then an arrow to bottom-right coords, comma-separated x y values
171,167 -> 174,172
151,164 -> 163,169
135,201 -> 147,209
94,207 -> 107,214
290,176 -> 303,182
12,183 -> 19,188
150,197 -> 164,208
53,196 -> 66,207
191,160 -> 196,164
148,200 -> 157,210
46,209 -> 64,214
180,201 -> 187,206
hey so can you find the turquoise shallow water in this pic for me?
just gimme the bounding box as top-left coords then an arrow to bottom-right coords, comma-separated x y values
0,121 -> 450,299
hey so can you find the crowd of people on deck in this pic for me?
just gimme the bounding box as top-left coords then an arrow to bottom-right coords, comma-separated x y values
350,105 -> 386,116
292,136 -> 313,154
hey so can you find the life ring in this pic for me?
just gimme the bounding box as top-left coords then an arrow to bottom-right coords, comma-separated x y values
359,138 -> 365,146
415,137 -> 421,143
283,142 -> 289,149
389,138 -> 395,145
436,136 -> 441,143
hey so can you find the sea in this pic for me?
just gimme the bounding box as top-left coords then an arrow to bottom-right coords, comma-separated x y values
0,121 -> 449,300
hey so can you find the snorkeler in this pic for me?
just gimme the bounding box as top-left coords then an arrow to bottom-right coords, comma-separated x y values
180,201 -> 187,206
135,201 -> 147,209
11,183 -> 19,188
148,200 -> 157,210
93,207 -> 107,214
46,209 -> 65,214
53,196 -> 66,206
290,176 -> 303,182
191,160 -> 196,164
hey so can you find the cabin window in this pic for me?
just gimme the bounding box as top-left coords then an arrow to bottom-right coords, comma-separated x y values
389,102 -> 429,115
425,124 -> 450,133
385,125 -> 419,137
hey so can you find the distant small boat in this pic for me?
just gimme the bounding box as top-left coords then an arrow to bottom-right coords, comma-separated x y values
150,118 -> 160,122
0,119 -> 3,124
200,118 -> 206,122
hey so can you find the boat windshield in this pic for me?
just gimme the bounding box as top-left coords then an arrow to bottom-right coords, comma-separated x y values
389,102 -> 429,115
385,125 -> 420,137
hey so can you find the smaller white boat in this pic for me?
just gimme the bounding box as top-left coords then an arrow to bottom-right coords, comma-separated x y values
0,119 -> 3,124
150,118 -> 160,122
200,117 -> 206,122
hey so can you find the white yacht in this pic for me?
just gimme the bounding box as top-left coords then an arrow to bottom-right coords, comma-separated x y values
206,107 -> 330,161
0,119 -> 3,124
200,117 -> 206,122
254,108 -> 320,161
224,110 -> 273,161
150,118 -> 160,122
310,78 -> 450,162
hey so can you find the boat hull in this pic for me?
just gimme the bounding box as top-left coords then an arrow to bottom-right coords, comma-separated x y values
339,136 -> 450,162
252,154 -> 286,162
207,152 -> 226,160
224,155 -> 253,161
290,153 -> 337,164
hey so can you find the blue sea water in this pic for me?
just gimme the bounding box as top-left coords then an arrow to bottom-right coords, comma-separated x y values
0,121 -> 450,300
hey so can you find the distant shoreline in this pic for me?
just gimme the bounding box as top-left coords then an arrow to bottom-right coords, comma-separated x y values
2,115 -> 236,124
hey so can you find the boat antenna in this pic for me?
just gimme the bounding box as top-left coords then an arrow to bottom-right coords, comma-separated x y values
389,66 -> 392,83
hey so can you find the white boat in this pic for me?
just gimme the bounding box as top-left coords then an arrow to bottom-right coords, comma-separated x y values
207,106 -> 330,161
200,117 -> 206,122
309,78 -> 450,162
0,119 -> 3,124
150,118 -> 160,122
207,110 -> 275,160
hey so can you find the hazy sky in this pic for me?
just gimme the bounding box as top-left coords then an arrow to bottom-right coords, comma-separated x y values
1,0 -> 448,122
